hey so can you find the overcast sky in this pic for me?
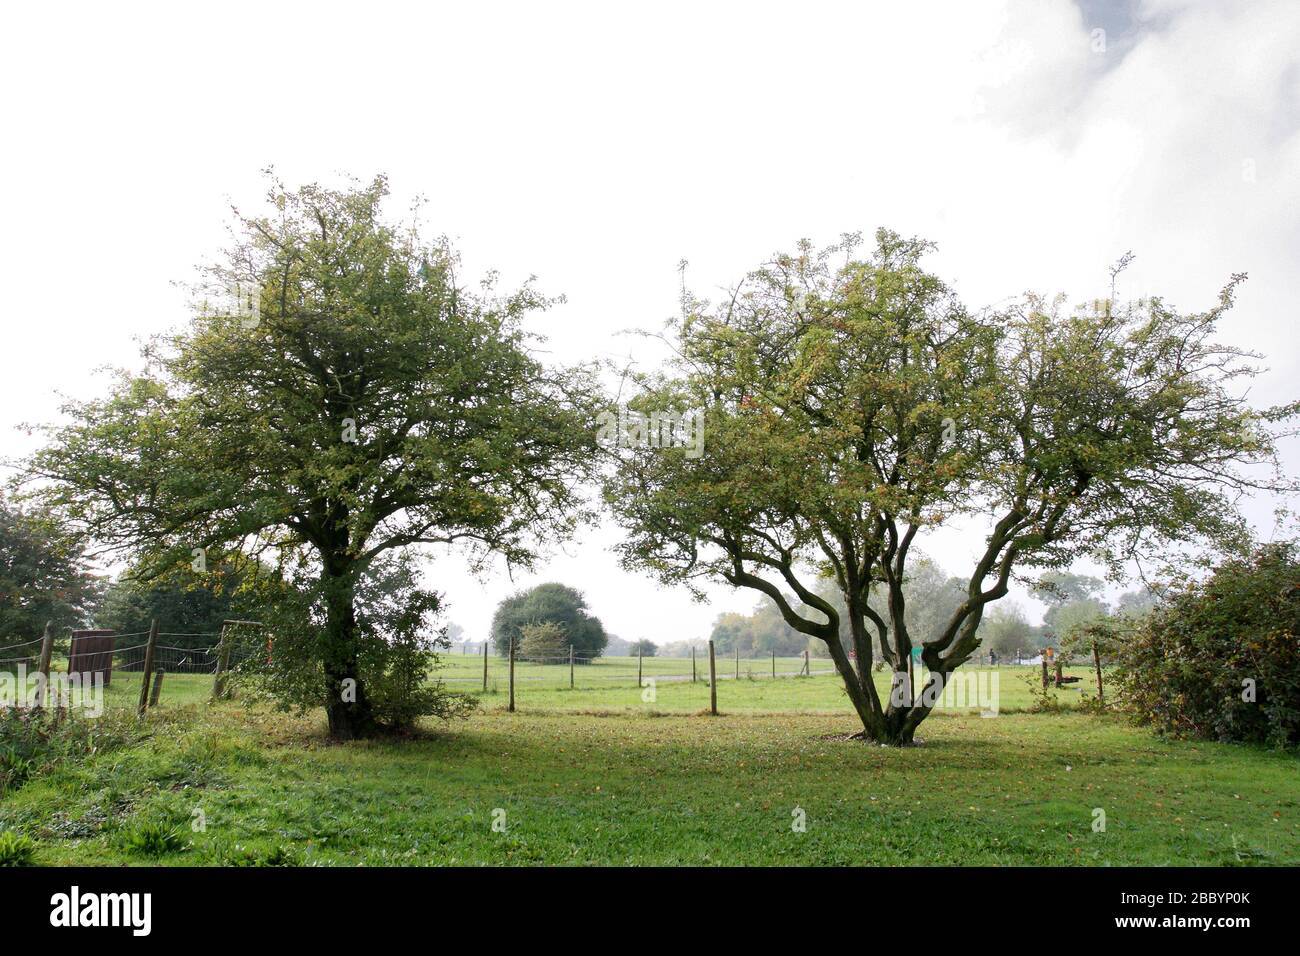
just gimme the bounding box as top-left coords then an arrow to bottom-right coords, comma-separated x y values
2,0 -> 1296,644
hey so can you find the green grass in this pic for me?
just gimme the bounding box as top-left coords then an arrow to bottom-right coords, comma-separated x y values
466,664 -> 1096,714
71,656 -> 1101,717
2,700 -> 1296,866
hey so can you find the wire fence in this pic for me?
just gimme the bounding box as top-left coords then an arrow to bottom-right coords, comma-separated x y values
0,624 -> 268,713
1,629 -> 1084,716
438,646 -> 838,691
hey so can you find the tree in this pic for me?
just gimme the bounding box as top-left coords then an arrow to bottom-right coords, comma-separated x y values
603,633 -> 631,656
97,554 -> 284,648
1031,570 -> 1104,606
490,582 -> 608,659
627,638 -> 658,657
1115,587 -> 1161,619
0,497 -> 104,653
1032,569 -> 1107,650
659,638 -> 706,658
22,175 -> 600,738
979,602 -> 1035,660
708,611 -> 753,656
606,230 -> 1295,744
519,621 -> 570,659
1047,598 -> 1109,655
233,550 -> 475,730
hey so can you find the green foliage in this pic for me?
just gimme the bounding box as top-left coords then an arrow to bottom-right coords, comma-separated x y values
490,583 -> 607,658
1046,598 -> 1108,650
0,496 -> 104,653
1113,542 -> 1300,747
519,621 -> 570,659
97,554 -> 290,648
113,819 -> 189,857
627,638 -> 657,657
217,842 -> 298,866
0,709 -> 142,797
1032,571 -> 1105,607
606,229 -> 1295,744
0,830 -> 36,866
979,602 -> 1036,659
231,554 -> 476,732
710,598 -> 805,656
23,174 -> 600,737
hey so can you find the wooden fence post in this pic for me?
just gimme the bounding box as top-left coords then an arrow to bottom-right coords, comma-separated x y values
1041,659 -> 1050,688
771,651 -> 776,679
708,640 -> 717,715
569,644 -> 575,689
691,645 -> 696,683
482,642 -> 489,693
1054,660 -> 1063,687
734,647 -> 739,680
211,623 -> 231,700
508,637 -> 515,712
803,649 -> 809,676
638,645 -> 643,686
149,669 -> 166,707
137,619 -> 159,717
35,620 -> 54,708
1092,641 -> 1105,705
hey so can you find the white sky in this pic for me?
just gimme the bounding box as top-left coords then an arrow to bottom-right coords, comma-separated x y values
2,0 -> 1297,643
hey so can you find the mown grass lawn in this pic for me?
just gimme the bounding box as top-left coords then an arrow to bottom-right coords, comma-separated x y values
2,701 -> 1296,866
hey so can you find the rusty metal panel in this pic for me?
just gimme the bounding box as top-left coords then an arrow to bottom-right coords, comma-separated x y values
69,629 -> 116,686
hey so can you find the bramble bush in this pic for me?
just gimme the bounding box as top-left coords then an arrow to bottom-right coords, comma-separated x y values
1113,542 -> 1300,747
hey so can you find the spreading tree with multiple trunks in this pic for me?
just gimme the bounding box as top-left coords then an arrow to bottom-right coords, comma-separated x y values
604,230 -> 1296,745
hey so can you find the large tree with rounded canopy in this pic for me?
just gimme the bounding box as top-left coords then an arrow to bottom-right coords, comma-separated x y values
23,175 -> 601,738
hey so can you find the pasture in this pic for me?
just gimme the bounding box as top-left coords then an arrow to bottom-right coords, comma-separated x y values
92,656 -> 1098,715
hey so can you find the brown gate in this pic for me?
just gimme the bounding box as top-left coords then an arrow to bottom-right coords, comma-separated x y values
69,629 -> 116,686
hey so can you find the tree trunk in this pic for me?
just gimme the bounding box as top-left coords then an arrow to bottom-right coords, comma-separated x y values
321,565 -> 377,740
823,634 -> 892,742
851,668 -> 943,746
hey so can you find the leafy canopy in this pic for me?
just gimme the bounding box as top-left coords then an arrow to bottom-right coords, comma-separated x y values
606,228 -> 1296,743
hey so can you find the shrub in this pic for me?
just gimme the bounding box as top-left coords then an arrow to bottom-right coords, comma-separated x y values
1113,543 -> 1300,747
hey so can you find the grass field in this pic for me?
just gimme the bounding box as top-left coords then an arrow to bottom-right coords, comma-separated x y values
102,655 -> 1099,713
2,701 -> 1296,866
90,658 -> 1099,715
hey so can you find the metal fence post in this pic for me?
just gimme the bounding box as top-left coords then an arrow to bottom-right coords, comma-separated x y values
708,640 -> 717,715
